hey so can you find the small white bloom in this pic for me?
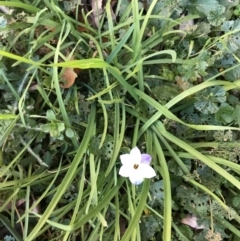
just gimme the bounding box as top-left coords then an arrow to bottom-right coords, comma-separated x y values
119,146 -> 156,185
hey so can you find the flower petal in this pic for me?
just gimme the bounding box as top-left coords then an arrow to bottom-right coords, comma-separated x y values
138,164 -> 156,178
141,154 -> 152,165
120,153 -> 132,166
129,171 -> 144,185
130,146 -> 142,164
119,165 -> 131,177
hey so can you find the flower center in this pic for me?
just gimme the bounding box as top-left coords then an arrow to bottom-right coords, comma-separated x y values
133,164 -> 139,169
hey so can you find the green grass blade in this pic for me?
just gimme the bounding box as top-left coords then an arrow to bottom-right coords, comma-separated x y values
26,104 -> 96,240
0,1 -> 40,12
153,134 -> 172,241
121,180 -> 150,241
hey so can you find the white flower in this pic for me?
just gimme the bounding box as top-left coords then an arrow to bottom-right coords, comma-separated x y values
119,146 -> 156,185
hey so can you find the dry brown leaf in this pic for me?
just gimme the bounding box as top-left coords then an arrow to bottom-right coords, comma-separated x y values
61,67 -> 78,89
109,2 -> 116,23
60,53 -> 79,89
175,76 -> 190,91
44,25 -> 56,32
181,214 -> 205,229
0,199 -> 26,210
32,200 -> 41,214
77,12 -> 88,32
0,5 -> 11,14
205,229 -> 222,241
92,0 -> 103,27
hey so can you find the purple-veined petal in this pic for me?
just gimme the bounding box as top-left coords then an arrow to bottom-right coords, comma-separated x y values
141,154 -> 152,165
138,164 -> 156,178
119,165 -> 132,177
130,146 -> 142,164
129,170 -> 144,185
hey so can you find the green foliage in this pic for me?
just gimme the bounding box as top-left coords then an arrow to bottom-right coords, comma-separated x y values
89,134 -> 114,160
149,180 -> 164,207
40,110 -> 66,140
140,215 -> 162,241
221,19 -> 240,52
168,159 -> 191,176
179,0 -> 219,15
233,105 -> 240,127
194,86 -> 226,114
177,186 -> 209,217
176,225 -> 194,241
233,5 -> 240,16
225,66 -> 240,81
215,104 -> 234,124
232,195 -> 240,208
207,5 -> 226,26
175,50 -> 211,82
197,166 -> 223,191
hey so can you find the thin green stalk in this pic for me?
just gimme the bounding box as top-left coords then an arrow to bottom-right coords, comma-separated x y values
53,19 -> 78,148
105,102 -> 126,176
0,69 -> 19,101
113,194 -> 120,241
216,218 -> 240,237
132,0 -> 141,62
23,165 -> 32,240
153,134 -> 172,241
121,180 -> 150,241
132,118 -> 140,147
156,133 -> 190,174
172,222 -> 191,241
20,137 -> 48,167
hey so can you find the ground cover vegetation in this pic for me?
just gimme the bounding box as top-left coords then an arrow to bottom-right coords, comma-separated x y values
1,0 -> 240,240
